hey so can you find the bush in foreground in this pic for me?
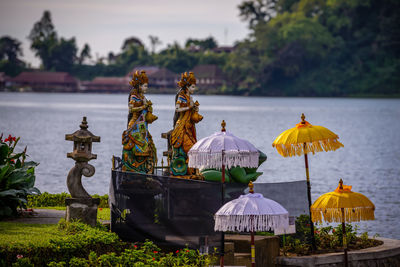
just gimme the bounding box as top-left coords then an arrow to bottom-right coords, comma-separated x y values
0,134 -> 40,218
0,220 -> 217,267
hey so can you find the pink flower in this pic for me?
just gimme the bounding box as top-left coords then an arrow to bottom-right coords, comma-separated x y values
16,255 -> 23,259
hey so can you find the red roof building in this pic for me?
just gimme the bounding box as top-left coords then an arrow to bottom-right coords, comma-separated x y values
11,71 -> 79,92
191,64 -> 226,93
83,77 -> 130,93
148,68 -> 179,92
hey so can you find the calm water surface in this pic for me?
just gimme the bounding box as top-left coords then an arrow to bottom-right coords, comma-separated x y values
0,92 -> 399,239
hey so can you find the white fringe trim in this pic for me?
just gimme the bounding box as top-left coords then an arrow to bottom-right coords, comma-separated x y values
214,214 -> 289,232
188,151 -> 260,169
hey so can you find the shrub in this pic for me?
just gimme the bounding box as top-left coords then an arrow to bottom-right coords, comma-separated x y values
0,220 -> 127,266
47,242 -> 217,267
281,215 -> 382,255
27,192 -> 109,208
0,134 -> 40,218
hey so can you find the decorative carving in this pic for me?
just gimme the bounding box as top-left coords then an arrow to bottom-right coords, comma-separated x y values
65,117 -> 100,226
67,162 -> 95,198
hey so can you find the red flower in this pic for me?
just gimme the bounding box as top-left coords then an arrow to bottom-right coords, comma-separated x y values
152,257 -> 155,261
4,134 -> 16,143
134,245 -> 137,248
176,250 -> 180,253
99,208 -> 103,211
10,159 -> 15,163
153,251 -> 158,253
332,229 -> 335,233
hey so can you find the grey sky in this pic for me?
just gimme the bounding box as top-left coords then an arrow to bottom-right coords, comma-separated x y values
0,0 -> 250,67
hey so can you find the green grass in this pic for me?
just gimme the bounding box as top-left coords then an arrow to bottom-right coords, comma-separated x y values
33,206 -> 66,210
97,208 -> 110,220
0,222 -> 62,246
29,207 -> 111,220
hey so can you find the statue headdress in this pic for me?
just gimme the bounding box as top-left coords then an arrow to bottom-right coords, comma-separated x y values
177,72 -> 196,88
129,70 -> 149,88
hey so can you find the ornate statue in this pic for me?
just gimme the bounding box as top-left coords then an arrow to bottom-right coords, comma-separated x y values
170,72 -> 203,176
122,70 -> 158,173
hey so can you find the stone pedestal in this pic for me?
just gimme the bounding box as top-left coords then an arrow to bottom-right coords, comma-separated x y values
65,198 -> 100,227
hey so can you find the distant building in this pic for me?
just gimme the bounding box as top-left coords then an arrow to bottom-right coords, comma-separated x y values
11,71 -> 79,92
148,68 -> 179,92
191,64 -> 226,93
83,77 -> 130,93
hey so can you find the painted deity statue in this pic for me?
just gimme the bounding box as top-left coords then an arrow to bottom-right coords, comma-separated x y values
170,72 -> 203,176
122,70 -> 158,173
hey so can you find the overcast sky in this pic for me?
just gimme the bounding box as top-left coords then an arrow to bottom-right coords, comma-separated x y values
0,0 -> 250,67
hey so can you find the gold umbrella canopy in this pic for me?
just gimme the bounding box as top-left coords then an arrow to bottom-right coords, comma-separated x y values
311,179 -> 375,224
272,113 -> 344,251
272,113 -> 344,157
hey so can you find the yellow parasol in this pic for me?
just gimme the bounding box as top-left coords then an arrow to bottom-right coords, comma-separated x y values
311,179 -> 375,267
272,113 -> 344,250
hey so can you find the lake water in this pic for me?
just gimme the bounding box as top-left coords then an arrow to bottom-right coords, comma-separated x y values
0,92 -> 399,239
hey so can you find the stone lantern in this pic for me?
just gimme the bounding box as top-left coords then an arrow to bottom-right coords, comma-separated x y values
65,116 -> 101,226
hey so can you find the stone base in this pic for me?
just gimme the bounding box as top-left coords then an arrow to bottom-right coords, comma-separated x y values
65,198 -> 100,227
275,237 -> 400,267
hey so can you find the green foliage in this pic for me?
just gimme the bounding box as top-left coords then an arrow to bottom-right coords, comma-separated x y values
185,37 -> 218,51
226,0 -> 400,96
0,135 -> 40,218
27,192 -> 109,208
281,214 -> 382,255
0,36 -> 25,76
28,10 -> 78,72
47,242 -> 217,267
0,220 -> 126,266
154,42 -> 198,73
1,219 -> 217,267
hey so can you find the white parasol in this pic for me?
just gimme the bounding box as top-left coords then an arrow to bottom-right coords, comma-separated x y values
188,121 -> 259,170
188,120 -> 260,267
214,182 -> 289,267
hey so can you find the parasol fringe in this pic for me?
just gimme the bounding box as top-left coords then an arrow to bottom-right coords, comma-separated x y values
311,207 -> 375,224
214,214 -> 289,232
188,151 -> 259,169
274,138 -> 344,157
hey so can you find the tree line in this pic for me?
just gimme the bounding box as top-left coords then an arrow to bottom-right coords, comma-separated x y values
1,0 -> 399,96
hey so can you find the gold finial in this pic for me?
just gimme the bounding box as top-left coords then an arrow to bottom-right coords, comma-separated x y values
301,113 -> 306,124
221,120 -> 226,132
80,116 -> 88,129
248,181 -> 254,193
339,178 -> 343,189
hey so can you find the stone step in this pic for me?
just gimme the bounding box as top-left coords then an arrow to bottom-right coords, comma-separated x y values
234,252 -> 251,267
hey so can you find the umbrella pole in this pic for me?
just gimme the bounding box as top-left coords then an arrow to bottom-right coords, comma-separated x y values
304,150 -> 317,251
220,162 -> 225,267
251,231 -> 255,267
342,208 -> 349,267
